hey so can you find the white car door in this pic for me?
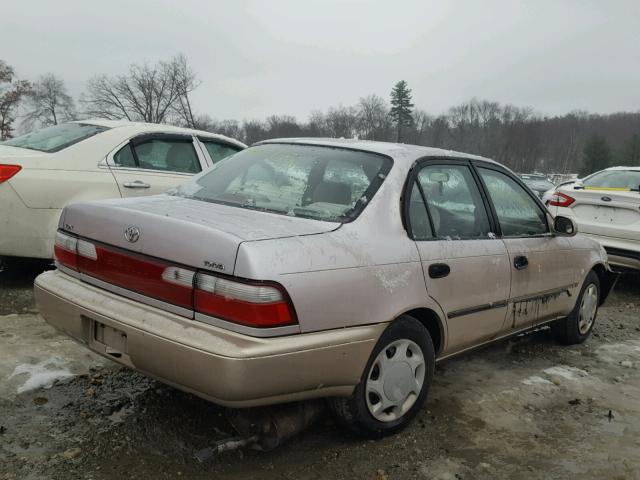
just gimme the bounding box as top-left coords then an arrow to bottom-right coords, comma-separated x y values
108,133 -> 207,197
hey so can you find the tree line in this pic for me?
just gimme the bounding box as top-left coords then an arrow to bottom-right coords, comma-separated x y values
2,55 -> 639,176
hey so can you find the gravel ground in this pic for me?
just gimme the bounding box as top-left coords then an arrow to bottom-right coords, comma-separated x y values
1,263 -> 639,480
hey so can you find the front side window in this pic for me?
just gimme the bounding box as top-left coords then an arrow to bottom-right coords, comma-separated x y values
2,123 -> 109,153
417,164 -> 492,239
170,144 -> 392,223
200,139 -> 241,164
114,137 -> 201,174
583,170 -> 640,190
479,168 -> 548,237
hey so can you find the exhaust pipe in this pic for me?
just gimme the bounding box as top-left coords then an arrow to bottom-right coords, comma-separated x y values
227,400 -> 325,451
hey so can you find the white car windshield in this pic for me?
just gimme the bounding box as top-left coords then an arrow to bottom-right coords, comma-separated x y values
583,170 -> 640,190
170,143 -> 392,223
2,123 -> 109,153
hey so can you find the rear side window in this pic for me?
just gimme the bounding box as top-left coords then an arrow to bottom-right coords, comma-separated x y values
479,168 -> 548,237
583,170 -> 640,190
2,123 -> 109,153
417,165 -> 492,239
407,181 -> 434,240
114,137 -> 201,174
200,139 -> 241,164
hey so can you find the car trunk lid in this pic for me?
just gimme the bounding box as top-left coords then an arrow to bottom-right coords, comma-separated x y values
61,194 -> 339,275
559,187 -> 640,241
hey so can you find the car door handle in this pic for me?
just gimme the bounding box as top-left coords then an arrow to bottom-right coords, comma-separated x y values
123,180 -> 151,189
514,255 -> 529,270
428,263 -> 450,279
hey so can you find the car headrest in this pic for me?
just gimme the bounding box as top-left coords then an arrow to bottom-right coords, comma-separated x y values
312,181 -> 352,205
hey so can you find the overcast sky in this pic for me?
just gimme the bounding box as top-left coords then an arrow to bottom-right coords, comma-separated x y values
3,0 -> 639,121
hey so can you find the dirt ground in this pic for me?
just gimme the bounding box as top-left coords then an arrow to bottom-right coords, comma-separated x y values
1,263 -> 639,480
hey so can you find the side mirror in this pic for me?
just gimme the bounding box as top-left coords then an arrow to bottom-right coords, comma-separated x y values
553,216 -> 577,236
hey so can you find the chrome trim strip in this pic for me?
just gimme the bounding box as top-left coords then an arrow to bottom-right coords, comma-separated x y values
509,285 -> 575,304
194,312 -> 301,338
446,285 -> 575,320
447,300 -> 508,319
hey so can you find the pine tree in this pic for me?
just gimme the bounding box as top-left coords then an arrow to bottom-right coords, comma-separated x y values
580,134 -> 611,176
389,80 -> 414,142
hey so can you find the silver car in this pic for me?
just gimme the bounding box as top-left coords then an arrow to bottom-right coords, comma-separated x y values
35,139 -> 615,437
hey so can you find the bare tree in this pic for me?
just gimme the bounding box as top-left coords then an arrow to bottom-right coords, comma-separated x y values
357,94 -> 389,140
170,54 -> 200,128
24,73 -> 75,128
0,60 -> 30,140
82,54 -> 197,124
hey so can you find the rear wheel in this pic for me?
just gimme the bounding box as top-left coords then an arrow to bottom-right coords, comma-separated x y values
552,271 -> 600,345
329,316 -> 435,438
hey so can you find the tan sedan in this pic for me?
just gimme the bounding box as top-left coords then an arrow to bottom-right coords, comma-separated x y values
35,139 -> 615,437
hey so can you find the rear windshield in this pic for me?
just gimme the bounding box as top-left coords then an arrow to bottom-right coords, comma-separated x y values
170,143 -> 392,223
583,170 -> 640,190
1,123 -> 109,153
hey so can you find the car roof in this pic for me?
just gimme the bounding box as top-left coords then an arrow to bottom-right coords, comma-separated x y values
601,166 -> 640,172
257,137 -> 501,167
72,119 -> 247,149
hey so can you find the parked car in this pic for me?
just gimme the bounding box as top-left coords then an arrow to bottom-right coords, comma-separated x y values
519,173 -> 555,198
0,120 -> 245,261
35,139 -> 614,438
547,166 -> 640,271
541,179 -> 577,205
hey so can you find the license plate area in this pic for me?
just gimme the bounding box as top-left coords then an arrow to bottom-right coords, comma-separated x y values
94,321 -> 128,357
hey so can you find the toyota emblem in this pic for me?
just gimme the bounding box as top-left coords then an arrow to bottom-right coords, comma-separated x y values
124,226 -> 141,243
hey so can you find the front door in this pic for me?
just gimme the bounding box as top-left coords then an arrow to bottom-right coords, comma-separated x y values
108,134 -> 205,197
407,161 -> 511,355
476,166 -> 575,331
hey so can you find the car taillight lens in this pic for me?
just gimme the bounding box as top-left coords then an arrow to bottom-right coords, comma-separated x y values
53,231 -> 297,328
54,231 -> 79,270
195,273 -> 296,328
0,164 -> 22,183
548,192 -> 575,207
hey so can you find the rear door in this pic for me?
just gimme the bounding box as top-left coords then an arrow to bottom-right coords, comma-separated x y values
475,164 -> 575,331
108,133 -> 206,197
408,159 -> 511,355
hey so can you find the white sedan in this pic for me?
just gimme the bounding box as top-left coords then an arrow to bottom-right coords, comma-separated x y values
0,120 -> 245,260
546,166 -> 640,270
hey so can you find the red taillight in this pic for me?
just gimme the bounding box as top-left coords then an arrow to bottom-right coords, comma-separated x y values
548,192 -> 575,207
0,164 -> 22,183
54,231 -> 78,270
195,273 -> 296,328
78,245 -> 195,310
53,231 -> 296,329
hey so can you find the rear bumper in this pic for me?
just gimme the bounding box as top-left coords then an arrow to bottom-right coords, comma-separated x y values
580,233 -> 640,271
0,182 -> 60,259
34,270 -> 383,407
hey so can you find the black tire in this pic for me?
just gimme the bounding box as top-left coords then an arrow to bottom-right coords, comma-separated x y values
551,270 -> 600,345
329,315 -> 435,438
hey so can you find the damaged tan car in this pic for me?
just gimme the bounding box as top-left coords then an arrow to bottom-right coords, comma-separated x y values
35,139 -> 615,437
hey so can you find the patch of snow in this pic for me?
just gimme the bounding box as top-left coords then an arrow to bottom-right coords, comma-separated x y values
543,365 -> 589,381
522,375 -> 553,386
8,357 -> 74,394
